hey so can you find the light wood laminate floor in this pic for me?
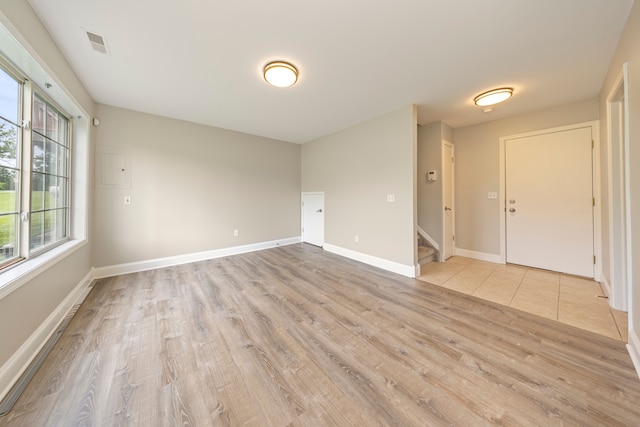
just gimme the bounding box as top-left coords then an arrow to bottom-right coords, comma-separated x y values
2,244 -> 640,426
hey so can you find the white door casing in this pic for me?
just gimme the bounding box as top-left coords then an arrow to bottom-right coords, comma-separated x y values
302,192 -> 324,247
504,126 -> 594,277
443,142 -> 454,260
606,63 -> 630,311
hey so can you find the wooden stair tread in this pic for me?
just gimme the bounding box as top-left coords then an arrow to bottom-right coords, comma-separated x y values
418,246 -> 434,256
418,245 -> 436,266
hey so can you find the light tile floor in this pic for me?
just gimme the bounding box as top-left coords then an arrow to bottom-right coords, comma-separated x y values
418,256 -> 628,341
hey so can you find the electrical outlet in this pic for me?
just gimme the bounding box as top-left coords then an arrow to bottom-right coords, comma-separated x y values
234,229 -> 239,237
387,194 -> 395,203
124,196 -> 131,205
488,192 -> 498,199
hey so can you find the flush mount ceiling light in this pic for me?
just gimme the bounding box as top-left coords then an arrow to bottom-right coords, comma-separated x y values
474,87 -> 513,107
263,61 -> 298,88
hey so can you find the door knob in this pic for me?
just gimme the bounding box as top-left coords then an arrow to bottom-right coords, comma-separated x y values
316,209 -> 323,213
509,199 -> 516,204
444,207 -> 452,211
509,208 -> 516,213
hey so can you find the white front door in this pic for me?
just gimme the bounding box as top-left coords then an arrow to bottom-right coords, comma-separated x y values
443,142 -> 454,260
302,192 -> 324,247
505,127 -> 594,277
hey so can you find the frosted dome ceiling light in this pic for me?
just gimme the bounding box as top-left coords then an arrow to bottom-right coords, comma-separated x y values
474,88 -> 513,106
263,61 -> 298,88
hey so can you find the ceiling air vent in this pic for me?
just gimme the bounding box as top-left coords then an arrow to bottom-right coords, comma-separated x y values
86,30 -> 108,54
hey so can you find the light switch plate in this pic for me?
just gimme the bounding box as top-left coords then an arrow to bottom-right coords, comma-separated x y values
488,192 -> 498,199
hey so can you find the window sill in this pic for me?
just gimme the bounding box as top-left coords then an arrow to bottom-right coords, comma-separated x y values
0,239 -> 87,301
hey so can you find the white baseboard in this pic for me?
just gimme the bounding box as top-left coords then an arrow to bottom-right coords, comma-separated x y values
0,269 -> 94,403
627,328 -> 640,380
323,243 -> 416,278
93,237 -> 302,279
454,247 -> 502,264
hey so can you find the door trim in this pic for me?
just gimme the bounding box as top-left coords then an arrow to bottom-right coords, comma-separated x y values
605,63 -> 631,311
498,121 -> 601,279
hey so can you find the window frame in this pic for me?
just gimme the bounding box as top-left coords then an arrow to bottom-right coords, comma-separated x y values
0,63 -> 25,269
0,60 -> 73,271
28,90 -> 72,258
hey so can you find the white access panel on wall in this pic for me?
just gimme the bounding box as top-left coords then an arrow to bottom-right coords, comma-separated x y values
504,126 -> 594,277
95,145 -> 132,188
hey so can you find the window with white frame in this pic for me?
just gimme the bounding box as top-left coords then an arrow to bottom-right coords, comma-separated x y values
0,64 -> 70,270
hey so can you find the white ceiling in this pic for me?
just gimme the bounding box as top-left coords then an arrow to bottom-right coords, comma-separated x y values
27,0 -> 634,143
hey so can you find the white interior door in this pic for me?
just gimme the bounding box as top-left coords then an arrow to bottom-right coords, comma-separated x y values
443,142 -> 454,260
302,193 -> 324,247
505,127 -> 594,277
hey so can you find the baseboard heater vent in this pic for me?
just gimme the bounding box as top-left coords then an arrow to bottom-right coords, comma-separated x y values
0,280 -> 97,416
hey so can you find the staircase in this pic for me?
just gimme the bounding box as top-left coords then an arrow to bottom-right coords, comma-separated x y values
417,232 -> 438,268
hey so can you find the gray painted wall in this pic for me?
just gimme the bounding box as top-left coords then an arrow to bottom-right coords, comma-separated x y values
453,98 -> 599,256
302,105 -> 417,267
93,104 -> 301,267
